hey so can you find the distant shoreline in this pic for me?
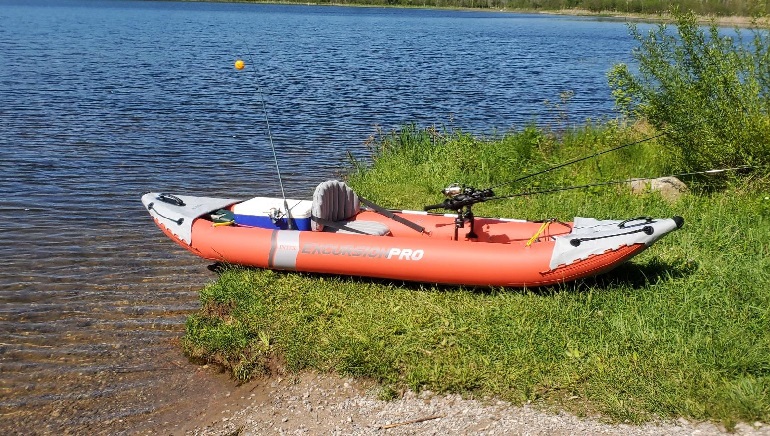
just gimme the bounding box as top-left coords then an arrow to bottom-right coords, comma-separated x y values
540,7 -> 768,27
179,0 -> 769,28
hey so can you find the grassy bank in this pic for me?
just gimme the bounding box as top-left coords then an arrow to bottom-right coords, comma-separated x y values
182,122 -> 770,427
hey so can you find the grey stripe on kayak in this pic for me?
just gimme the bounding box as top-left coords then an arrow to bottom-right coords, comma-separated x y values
270,230 -> 300,270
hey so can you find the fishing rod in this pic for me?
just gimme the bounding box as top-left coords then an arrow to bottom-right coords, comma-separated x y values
425,165 -> 757,220
423,121 -> 759,240
235,54 -> 295,229
423,165 -> 757,240
488,130 -> 669,191
485,115 -> 744,193
457,166 -> 758,207
425,130 -> 670,216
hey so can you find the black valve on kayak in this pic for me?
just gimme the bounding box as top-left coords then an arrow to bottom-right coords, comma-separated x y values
424,184 -> 495,241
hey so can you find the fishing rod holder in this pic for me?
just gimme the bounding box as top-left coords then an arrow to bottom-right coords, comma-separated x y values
454,207 -> 477,240
424,185 -> 495,240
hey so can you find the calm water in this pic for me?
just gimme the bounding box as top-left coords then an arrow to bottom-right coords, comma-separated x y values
0,0 -> 639,432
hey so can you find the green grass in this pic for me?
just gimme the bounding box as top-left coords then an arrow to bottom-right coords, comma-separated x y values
181,123 -> 770,427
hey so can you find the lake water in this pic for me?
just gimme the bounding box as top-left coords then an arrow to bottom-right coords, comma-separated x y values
0,0 -> 640,432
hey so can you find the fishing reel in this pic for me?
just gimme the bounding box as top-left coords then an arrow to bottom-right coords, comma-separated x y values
424,184 -> 495,240
425,184 -> 495,212
267,206 -> 296,230
267,207 -> 285,224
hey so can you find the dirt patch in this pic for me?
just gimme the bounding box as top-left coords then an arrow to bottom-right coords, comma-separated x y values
149,371 -> 769,436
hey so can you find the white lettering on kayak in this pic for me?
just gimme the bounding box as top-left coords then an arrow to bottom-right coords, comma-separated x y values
387,248 -> 425,261
300,243 -> 424,261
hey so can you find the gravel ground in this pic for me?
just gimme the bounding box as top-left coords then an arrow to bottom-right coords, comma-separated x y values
185,373 -> 769,436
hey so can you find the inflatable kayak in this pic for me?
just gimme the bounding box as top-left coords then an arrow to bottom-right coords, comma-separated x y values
142,180 -> 683,287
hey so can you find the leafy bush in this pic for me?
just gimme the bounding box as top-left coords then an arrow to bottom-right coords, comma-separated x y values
608,11 -> 770,171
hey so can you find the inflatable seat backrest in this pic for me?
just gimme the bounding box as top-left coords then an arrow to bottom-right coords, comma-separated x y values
311,180 -> 361,231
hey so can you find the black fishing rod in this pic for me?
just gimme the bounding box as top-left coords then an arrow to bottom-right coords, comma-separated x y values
424,165 -> 757,219
487,130 -> 669,191
485,116 -> 739,194
421,129 -> 751,238
424,130 -> 669,214
235,54 -> 295,229
495,166 -> 756,202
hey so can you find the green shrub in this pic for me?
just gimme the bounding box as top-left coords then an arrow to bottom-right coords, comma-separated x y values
608,11 -> 770,172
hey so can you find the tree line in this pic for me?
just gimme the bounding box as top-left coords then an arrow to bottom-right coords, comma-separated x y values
296,0 -> 769,17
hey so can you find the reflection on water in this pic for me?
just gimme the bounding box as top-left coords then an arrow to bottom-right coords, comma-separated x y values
0,0 -> 636,432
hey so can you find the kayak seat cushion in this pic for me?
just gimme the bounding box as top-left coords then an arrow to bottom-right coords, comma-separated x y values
312,180 -> 391,236
321,220 -> 392,236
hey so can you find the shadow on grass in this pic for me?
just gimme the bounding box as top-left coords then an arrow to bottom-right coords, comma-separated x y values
207,256 -> 697,295
564,256 -> 698,291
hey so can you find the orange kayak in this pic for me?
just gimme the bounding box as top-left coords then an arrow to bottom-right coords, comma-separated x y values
141,182 -> 683,287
